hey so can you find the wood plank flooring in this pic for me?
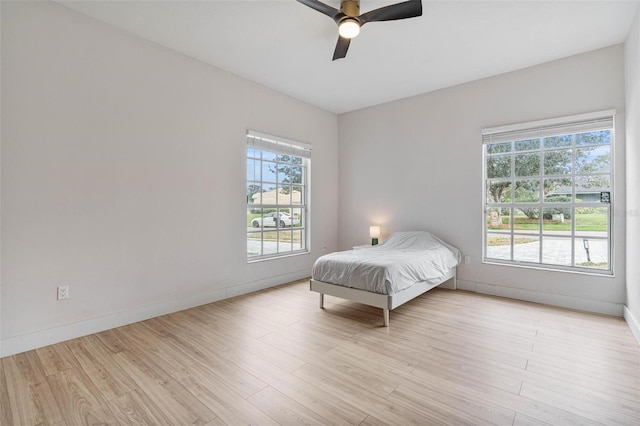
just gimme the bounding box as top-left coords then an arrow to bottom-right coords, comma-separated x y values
2,279 -> 639,425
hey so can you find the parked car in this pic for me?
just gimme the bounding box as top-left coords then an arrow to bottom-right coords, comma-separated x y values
252,212 -> 300,228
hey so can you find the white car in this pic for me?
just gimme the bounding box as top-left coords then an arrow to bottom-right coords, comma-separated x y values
252,212 -> 300,228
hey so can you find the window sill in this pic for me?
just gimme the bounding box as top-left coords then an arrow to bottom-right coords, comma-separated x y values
482,259 -> 614,277
247,250 -> 310,264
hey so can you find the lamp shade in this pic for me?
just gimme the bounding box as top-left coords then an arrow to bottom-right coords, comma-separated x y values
369,226 -> 380,239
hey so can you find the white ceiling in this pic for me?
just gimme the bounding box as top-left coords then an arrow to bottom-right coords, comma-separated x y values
56,1 -> 640,114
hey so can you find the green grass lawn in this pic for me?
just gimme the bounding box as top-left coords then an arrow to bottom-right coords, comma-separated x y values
247,230 -> 302,243
488,213 -> 607,232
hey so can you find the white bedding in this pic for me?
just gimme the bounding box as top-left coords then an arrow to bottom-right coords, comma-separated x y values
311,231 -> 461,295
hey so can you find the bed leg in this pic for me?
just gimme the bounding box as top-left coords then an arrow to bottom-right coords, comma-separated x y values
383,309 -> 389,327
319,293 -> 324,309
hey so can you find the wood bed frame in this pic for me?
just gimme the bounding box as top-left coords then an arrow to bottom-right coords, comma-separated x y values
310,269 -> 456,327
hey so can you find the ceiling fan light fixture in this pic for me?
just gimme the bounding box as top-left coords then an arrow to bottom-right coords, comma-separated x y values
338,18 -> 360,38
297,0 -> 423,59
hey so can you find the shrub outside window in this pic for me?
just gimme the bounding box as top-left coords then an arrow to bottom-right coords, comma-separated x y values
482,111 -> 614,274
247,131 -> 310,261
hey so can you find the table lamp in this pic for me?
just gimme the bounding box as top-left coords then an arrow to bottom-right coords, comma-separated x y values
370,226 -> 380,246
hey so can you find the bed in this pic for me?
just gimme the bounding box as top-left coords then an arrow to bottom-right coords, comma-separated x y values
311,231 -> 461,326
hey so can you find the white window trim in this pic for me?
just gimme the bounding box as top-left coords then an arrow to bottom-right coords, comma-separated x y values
247,130 -> 310,262
482,110 -> 615,141
482,110 -> 615,275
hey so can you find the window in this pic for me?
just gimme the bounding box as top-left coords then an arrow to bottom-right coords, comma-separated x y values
482,111 -> 614,274
246,131 -> 310,261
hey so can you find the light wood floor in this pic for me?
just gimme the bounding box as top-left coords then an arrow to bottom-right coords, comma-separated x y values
2,279 -> 639,425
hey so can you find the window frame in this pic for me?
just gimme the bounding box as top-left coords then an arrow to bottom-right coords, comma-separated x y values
482,110 -> 615,275
246,130 -> 310,262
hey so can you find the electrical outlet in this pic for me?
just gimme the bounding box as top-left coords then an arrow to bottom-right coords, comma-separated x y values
57,285 -> 69,300
464,256 -> 471,264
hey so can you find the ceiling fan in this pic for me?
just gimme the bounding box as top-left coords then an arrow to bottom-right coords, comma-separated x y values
297,0 -> 423,60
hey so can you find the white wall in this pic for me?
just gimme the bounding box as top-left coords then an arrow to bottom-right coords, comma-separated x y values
0,1 -> 339,356
625,9 -> 640,343
338,45 -> 627,316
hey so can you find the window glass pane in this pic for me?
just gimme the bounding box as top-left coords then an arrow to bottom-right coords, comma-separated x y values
263,189 -> 282,206
486,208 -> 511,232
575,145 -> 611,174
247,183 -> 262,205
262,161 -> 277,184
247,231 -> 261,258
486,233 -> 512,260
543,178 -> 572,202
486,142 -> 511,154
264,210 -> 273,228
275,187 -> 286,206
292,230 -> 304,251
514,153 -> 540,177
514,180 -> 540,202
543,134 -> 572,148
514,208 -> 539,235
575,130 -> 610,146
575,207 -> 609,235
575,238 -> 608,270
262,211 -> 276,227
290,166 -> 303,183
261,231 -> 279,255
542,207 -> 571,232
486,180 -> 511,203
262,150 -> 276,161
274,154 -> 290,164
543,150 -> 572,175
263,183 -> 276,195
542,236 -> 572,266
513,236 -> 539,263
290,207 -> 303,228
255,158 -> 263,180
247,158 -> 257,181
290,186 -> 304,205
268,187 -> 292,206
514,139 -> 540,151
247,147 -> 259,159
486,155 -> 511,178
575,176 -> 610,202
275,209 -> 293,227
248,211 -> 261,230
277,168 -> 289,184
278,228 -> 294,253
275,158 -> 299,183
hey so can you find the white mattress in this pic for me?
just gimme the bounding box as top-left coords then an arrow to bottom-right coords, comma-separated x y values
312,231 -> 461,295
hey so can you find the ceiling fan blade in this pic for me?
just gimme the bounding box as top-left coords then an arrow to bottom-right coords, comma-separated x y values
297,0 -> 342,21
332,36 -> 351,61
360,0 -> 422,25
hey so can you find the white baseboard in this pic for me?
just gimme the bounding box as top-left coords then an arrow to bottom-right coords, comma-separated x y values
624,306 -> 640,346
5,273 -> 631,357
0,270 -> 309,357
456,279 -> 624,317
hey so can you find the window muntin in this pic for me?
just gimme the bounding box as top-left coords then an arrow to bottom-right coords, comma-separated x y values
483,112 -> 613,274
247,131 -> 309,261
